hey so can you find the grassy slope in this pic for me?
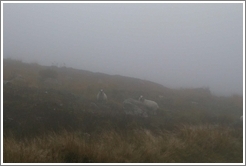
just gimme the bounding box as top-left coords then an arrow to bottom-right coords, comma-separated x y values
4,126 -> 243,163
3,58 -> 243,163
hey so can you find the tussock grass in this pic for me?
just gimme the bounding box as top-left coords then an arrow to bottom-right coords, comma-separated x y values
172,124 -> 243,162
4,125 -> 243,163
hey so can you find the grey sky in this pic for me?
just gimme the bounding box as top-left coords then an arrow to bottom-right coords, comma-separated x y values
3,2 -> 244,96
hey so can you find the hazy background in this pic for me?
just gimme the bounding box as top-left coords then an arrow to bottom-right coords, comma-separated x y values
3,2 -> 244,96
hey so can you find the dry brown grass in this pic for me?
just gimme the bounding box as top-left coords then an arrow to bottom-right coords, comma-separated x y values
3,125 -> 243,163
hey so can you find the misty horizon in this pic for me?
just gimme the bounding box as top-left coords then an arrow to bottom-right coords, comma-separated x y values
2,2 -> 244,96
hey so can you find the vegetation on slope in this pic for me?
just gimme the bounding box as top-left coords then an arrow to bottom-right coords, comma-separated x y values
3,58 -> 243,163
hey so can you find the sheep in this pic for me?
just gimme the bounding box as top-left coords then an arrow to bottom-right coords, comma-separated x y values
138,95 -> 159,111
97,89 -> 107,102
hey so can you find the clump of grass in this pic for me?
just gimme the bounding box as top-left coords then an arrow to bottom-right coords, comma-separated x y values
3,136 -> 51,163
171,124 -> 243,163
3,125 -> 243,163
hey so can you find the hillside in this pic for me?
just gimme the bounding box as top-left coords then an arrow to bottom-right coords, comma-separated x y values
3,58 -> 243,163
3,58 -> 171,93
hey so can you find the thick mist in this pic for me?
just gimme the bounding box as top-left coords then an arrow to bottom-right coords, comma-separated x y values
2,2 -> 244,96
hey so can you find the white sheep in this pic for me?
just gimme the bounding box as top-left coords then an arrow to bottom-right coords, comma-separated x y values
240,115 -> 243,121
97,89 -> 107,102
138,95 -> 159,111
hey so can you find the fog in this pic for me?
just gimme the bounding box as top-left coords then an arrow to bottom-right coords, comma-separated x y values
3,2 -> 244,96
